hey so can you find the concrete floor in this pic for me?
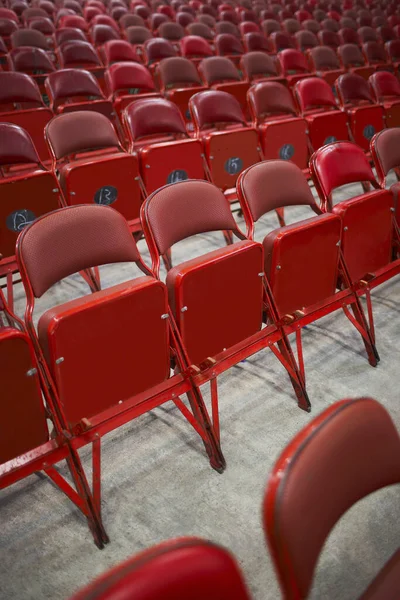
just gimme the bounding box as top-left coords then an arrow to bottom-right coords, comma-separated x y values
1,181 -> 399,600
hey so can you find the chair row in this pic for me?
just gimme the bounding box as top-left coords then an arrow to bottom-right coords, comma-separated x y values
68,398 -> 400,599
1,73 -> 400,302
1,139 -> 399,545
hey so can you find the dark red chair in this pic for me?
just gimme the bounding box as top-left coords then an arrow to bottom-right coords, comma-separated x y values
0,122 -> 62,309
70,539 -> 252,600
8,47 -> 55,95
0,72 -> 53,163
141,179 -> 310,413
270,31 -> 295,53
189,90 -> 262,197
294,30 -> 318,52
362,41 -> 391,71
369,71 -> 400,128
335,73 -> 385,152
386,39 -> 400,70
45,111 -> 143,232
99,40 -> 141,66
56,40 -> 105,90
215,32 -> 244,65
199,56 -> 250,117
310,141 -> 400,297
158,56 -> 207,123
16,205 -> 225,501
264,398 -> 400,600
307,45 -> 344,87
237,160 -> 378,371
0,306 -> 107,549
240,52 -> 284,84
337,43 -> 375,79
248,82 -> 309,174
123,98 -> 209,194
317,30 -> 340,49
371,127 -> 400,229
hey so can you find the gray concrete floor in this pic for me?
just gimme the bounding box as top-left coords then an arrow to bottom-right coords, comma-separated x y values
1,180 -> 399,599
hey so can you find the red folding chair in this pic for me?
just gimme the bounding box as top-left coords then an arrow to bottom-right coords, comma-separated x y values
237,160 -> 379,377
337,42 -> 375,79
198,56 -> 250,118
261,19 -> 281,37
105,61 -> 159,120
158,22 -> 185,49
264,398 -> 400,600
215,32 -> 244,66
242,32 -> 272,54
358,25 -> 378,43
58,15 -> 89,33
371,127 -> 400,229
56,40 -> 105,90
338,27 -> 360,45
8,47 -> 56,96
294,77 -> 350,152
0,122 -> 62,310
54,27 -> 87,47
282,18 -> 301,35
278,49 -> 314,86
385,39 -> 400,70
45,69 -> 117,127
307,45 -> 344,87
240,52 -> 284,84
362,41 -> 392,71
158,56 -> 207,123
248,82 -> 309,175
335,72 -> 385,152
369,71 -> 400,128
310,141 -> 400,298
99,39 -> 141,66
294,30 -> 318,52
143,37 -> 177,74
16,205 -> 225,507
317,30 -> 340,48
124,26 -> 152,58
270,31 -> 295,53
187,23 -> 215,42
141,179 -> 310,417
180,35 -> 214,65
10,28 -> 52,52
0,72 -> 53,163
45,111 -> 144,232
89,24 -> 121,47
189,90 -> 262,199
123,97 -> 209,195
70,538 -> 252,600
0,295 -> 108,549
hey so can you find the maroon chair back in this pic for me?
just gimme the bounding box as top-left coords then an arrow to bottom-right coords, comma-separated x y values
264,398 -> 400,599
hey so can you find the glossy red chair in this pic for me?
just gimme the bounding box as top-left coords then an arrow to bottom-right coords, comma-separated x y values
16,205 -> 225,499
180,35 -> 214,64
264,397 -> 400,600
310,141 -> 400,296
106,62 -> 159,119
141,179 -> 310,417
237,161 -> 379,373
294,77 -> 350,151
45,111 -> 143,232
369,71 -> 400,128
370,127 -> 400,229
70,538 -> 252,600
199,56 -> 250,118
0,299 -> 107,550
335,73 -> 384,152
338,26 -> 360,45
248,82 -> 309,174
0,72 -> 53,163
143,38 -> 177,72
99,40 -> 141,66
158,56 -> 207,123
337,43 -> 375,80
189,90 -> 262,197
58,15 -> 89,33
123,98 -> 208,194
0,122 -> 62,309
278,49 -> 313,86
